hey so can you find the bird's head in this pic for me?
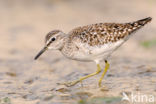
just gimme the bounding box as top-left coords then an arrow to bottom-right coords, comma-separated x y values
34,30 -> 66,60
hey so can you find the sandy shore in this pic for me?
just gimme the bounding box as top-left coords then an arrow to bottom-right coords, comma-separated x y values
0,0 -> 156,104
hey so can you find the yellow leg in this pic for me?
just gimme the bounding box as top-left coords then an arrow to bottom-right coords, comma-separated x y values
79,64 -> 101,81
98,60 -> 109,87
59,64 -> 101,87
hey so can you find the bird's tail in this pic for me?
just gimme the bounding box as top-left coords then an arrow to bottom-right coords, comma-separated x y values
134,17 -> 152,25
127,17 -> 152,34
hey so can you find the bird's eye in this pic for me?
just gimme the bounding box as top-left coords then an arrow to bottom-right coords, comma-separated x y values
51,37 -> 56,41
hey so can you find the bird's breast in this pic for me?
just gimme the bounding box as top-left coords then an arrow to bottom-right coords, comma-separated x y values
61,39 -> 124,62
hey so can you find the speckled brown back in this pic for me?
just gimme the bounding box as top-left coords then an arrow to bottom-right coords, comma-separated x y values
68,17 -> 152,46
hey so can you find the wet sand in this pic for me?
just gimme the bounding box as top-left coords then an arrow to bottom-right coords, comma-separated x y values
0,0 -> 156,104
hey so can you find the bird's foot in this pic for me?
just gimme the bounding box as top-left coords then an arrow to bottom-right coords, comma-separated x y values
57,80 -> 80,87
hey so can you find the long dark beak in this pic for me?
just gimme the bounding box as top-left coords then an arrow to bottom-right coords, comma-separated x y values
34,46 -> 48,60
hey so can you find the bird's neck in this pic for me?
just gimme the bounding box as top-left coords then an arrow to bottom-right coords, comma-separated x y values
59,35 -> 68,51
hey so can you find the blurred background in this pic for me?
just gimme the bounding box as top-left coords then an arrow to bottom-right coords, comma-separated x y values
0,0 -> 156,104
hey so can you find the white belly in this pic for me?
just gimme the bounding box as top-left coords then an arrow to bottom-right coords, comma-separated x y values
71,40 -> 124,62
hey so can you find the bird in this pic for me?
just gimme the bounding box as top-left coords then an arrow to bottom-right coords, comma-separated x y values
34,17 -> 152,87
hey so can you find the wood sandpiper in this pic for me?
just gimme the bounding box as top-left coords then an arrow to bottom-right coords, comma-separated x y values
34,17 -> 152,87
